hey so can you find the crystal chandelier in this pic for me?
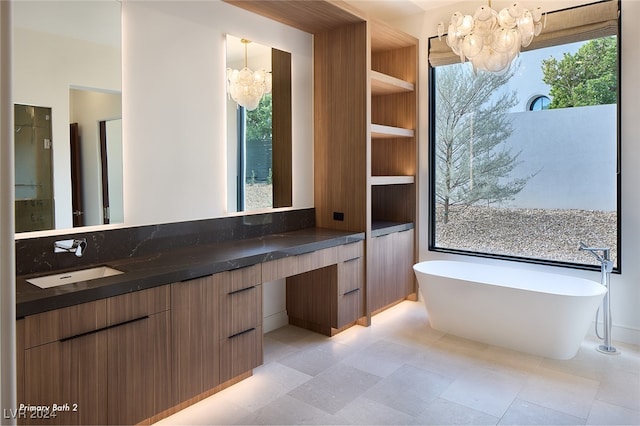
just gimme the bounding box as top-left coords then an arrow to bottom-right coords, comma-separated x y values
227,39 -> 272,111
438,1 -> 545,74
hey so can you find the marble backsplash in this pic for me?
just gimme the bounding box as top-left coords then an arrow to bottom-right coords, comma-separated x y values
16,208 -> 315,276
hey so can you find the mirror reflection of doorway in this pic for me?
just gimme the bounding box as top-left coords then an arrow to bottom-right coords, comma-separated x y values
69,88 -> 122,226
14,104 -> 55,232
70,118 -> 122,227
70,123 -> 84,227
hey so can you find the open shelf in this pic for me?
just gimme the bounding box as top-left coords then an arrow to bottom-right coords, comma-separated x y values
371,124 -> 414,139
371,175 -> 415,185
371,70 -> 414,95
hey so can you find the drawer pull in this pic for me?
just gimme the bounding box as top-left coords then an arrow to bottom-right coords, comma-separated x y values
343,256 -> 360,263
59,315 -> 149,342
228,286 -> 256,296
228,327 -> 256,339
343,288 -> 360,296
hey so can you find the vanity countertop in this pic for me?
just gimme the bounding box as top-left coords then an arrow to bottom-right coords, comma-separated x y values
16,227 -> 365,318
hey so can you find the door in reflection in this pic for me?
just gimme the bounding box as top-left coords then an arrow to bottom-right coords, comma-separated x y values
14,104 -> 54,232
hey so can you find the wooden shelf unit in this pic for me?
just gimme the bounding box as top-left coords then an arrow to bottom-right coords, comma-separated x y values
371,175 -> 415,185
367,20 -> 418,313
371,123 -> 414,139
370,70 -> 414,95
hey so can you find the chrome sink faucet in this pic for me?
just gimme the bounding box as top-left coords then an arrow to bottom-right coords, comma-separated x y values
54,238 -> 88,257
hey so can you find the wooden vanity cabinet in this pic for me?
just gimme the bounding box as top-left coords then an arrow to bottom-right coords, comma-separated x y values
171,264 -> 263,403
19,286 -> 170,426
106,288 -> 171,425
218,265 -> 263,383
21,299 -> 108,425
368,229 -> 415,313
171,275 -> 220,403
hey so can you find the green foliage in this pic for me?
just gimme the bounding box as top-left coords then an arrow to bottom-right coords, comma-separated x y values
542,37 -> 617,109
246,93 -> 272,141
435,64 -> 536,223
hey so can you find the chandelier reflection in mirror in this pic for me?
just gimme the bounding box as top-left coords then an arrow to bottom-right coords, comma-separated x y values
438,1 -> 545,74
227,39 -> 272,111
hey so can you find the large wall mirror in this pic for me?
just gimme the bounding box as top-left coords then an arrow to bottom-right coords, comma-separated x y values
13,0 -> 122,234
226,34 -> 292,213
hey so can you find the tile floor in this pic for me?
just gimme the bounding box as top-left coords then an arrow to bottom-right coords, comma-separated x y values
157,301 -> 640,425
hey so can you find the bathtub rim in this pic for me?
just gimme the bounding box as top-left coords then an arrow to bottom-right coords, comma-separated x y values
413,260 -> 606,298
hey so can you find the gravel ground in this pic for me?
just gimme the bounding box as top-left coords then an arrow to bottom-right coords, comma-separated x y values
435,205 -> 618,267
245,183 -> 273,211
244,186 -> 618,267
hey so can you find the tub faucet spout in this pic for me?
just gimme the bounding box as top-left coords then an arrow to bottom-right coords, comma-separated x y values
578,241 -> 609,263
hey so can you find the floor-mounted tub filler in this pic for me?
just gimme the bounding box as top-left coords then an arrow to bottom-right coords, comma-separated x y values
413,260 -> 606,360
579,242 -> 619,355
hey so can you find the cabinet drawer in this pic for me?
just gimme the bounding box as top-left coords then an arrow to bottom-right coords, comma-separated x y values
338,256 -> 363,295
219,326 -> 263,383
217,264 -> 261,294
336,257 -> 364,328
107,285 -> 170,326
24,286 -> 170,348
338,241 -> 363,262
336,287 -> 363,329
218,265 -> 262,338
261,246 -> 338,281
219,284 -> 262,338
24,299 -> 107,348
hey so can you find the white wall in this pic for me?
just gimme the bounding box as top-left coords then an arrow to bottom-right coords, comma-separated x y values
407,0 -> 640,345
122,1 -> 313,227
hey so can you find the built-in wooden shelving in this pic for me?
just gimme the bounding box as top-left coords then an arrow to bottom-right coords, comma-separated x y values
371,175 -> 415,185
370,124 -> 414,139
370,70 -> 414,95
367,20 -> 418,315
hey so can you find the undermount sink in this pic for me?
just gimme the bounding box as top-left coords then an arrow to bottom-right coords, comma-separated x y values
27,266 -> 124,289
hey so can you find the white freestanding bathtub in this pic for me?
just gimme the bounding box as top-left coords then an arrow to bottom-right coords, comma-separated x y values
413,260 -> 607,360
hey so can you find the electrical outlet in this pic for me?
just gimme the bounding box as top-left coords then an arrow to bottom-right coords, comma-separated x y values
333,212 -> 344,221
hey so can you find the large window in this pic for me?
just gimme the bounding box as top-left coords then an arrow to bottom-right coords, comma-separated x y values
428,1 -> 620,271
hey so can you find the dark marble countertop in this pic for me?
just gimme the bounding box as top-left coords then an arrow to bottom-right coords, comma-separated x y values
16,227 -> 365,318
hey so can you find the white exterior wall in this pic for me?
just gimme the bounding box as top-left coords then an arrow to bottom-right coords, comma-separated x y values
507,105 -> 617,211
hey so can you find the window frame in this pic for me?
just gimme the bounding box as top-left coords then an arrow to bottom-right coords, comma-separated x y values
427,1 -> 622,273
528,95 -> 551,111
